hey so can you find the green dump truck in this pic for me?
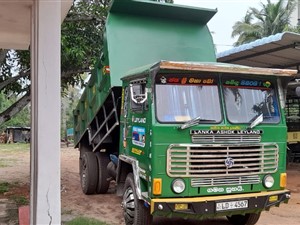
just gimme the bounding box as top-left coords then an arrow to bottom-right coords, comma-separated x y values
73,1 -> 297,224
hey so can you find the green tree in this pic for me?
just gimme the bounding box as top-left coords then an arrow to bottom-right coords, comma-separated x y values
0,92 -> 30,131
232,0 -> 296,46
231,11 -> 263,46
61,85 -> 82,139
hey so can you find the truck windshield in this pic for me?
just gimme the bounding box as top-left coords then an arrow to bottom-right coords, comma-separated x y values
222,76 -> 280,124
155,74 -> 222,123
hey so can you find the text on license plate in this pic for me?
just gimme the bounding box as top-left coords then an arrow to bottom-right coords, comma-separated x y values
216,200 -> 248,211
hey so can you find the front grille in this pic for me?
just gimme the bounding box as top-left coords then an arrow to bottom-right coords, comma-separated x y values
192,134 -> 261,143
167,144 -> 278,178
191,175 -> 261,187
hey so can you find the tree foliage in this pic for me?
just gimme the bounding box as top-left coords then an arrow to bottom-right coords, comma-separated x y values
0,92 -> 30,131
61,0 -> 111,89
232,0 -> 296,46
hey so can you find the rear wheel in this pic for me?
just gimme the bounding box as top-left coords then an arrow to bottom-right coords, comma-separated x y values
79,144 -> 90,175
80,151 -> 98,195
227,213 -> 261,225
95,152 -> 110,194
122,173 -> 152,225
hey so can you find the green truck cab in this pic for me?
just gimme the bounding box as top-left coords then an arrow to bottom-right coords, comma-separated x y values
73,1 -> 297,224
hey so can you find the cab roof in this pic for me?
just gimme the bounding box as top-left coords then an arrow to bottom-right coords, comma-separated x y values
122,61 -> 297,81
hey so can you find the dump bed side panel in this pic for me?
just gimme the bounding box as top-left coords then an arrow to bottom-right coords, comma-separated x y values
74,62 -> 114,146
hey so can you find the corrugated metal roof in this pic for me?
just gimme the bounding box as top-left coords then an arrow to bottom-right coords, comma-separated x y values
217,32 -> 300,70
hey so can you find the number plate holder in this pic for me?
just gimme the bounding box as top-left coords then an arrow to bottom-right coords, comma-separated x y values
216,200 -> 248,212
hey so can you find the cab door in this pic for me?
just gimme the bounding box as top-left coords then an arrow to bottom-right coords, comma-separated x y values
125,79 -> 151,162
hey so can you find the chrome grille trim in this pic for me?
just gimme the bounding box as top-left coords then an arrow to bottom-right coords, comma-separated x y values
192,134 -> 261,143
191,175 -> 261,187
167,144 -> 278,178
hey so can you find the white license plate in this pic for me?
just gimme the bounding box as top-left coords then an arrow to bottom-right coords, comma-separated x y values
216,200 -> 248,211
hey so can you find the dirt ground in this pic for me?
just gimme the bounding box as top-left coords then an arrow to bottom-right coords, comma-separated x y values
0,146 -> 300,225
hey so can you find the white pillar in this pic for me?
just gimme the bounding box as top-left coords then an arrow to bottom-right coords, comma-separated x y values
30,0 -> 61,224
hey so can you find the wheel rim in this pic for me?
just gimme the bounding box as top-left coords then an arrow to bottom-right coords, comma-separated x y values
81,157 -> 88,190
122,187 -> 135,225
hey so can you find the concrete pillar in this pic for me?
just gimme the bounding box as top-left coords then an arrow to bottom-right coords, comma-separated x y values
30,0 -> 61,224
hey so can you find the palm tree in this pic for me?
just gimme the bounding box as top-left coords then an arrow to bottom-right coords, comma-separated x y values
232,0 -> 296,46
232,11 -> 263,46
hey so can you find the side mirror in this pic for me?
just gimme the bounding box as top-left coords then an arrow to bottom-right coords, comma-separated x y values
130,83 -> 148,104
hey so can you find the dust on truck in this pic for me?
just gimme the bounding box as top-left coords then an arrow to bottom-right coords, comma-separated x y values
73,0 -> 296,224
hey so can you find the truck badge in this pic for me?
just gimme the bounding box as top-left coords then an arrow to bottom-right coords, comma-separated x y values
225,157 -> 234,168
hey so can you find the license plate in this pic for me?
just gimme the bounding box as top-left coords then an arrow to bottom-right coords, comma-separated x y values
216,200 -> 248,211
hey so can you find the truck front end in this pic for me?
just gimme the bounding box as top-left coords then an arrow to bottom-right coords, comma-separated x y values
147,61 -> 295,224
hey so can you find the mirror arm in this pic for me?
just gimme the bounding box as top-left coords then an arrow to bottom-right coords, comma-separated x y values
130,84 -> 148,104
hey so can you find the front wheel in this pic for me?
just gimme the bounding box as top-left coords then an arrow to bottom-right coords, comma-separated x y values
227,213 -> 261,225
122,173 -> 152,225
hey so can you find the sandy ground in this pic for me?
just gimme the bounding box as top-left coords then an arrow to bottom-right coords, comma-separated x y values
0,146 -> 300,225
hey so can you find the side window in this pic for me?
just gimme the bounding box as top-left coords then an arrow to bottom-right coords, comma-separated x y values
130,80 -> 148,112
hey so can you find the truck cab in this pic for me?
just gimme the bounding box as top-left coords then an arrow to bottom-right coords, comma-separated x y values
116,61 -> 294,224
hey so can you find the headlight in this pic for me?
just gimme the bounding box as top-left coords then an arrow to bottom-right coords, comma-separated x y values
263,175 -> 275,188
172,179 -> 185,194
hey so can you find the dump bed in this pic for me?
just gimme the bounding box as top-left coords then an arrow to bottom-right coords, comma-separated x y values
106,0 -> 217,85
74,0 -> 218,146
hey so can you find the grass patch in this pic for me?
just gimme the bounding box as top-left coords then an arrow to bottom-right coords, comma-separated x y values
0,158 -> 17,168
0,143 -> 30,153
0,182 -> 10,194
65,217 -> 110,225
10,195 -> 29,206
0,182 -> 29,206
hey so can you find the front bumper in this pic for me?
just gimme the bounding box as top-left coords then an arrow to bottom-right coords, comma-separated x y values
151,190 -> 290,219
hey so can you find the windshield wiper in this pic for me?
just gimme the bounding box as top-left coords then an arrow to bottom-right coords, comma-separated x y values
247,113 -> 263,130
179,116 -> 216,130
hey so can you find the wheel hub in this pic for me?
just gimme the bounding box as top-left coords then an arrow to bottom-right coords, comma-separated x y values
122,187 -> 135,224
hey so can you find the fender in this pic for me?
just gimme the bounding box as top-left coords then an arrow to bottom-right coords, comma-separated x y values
117,154 -> 143,200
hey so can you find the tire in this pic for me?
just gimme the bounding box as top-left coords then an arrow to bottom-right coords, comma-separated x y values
95,152 -> 110,194
227,213 -> 261,225
79,144 -> 90,175
80,151 -> 98,195
122,173 -> 152,225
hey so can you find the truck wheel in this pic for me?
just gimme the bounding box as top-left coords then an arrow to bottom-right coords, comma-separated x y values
227,213 -> 261,225
122,173 -> 152,225
95,152 -> 110,194
79,144 -> 90,175
80,151 -> 98,195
